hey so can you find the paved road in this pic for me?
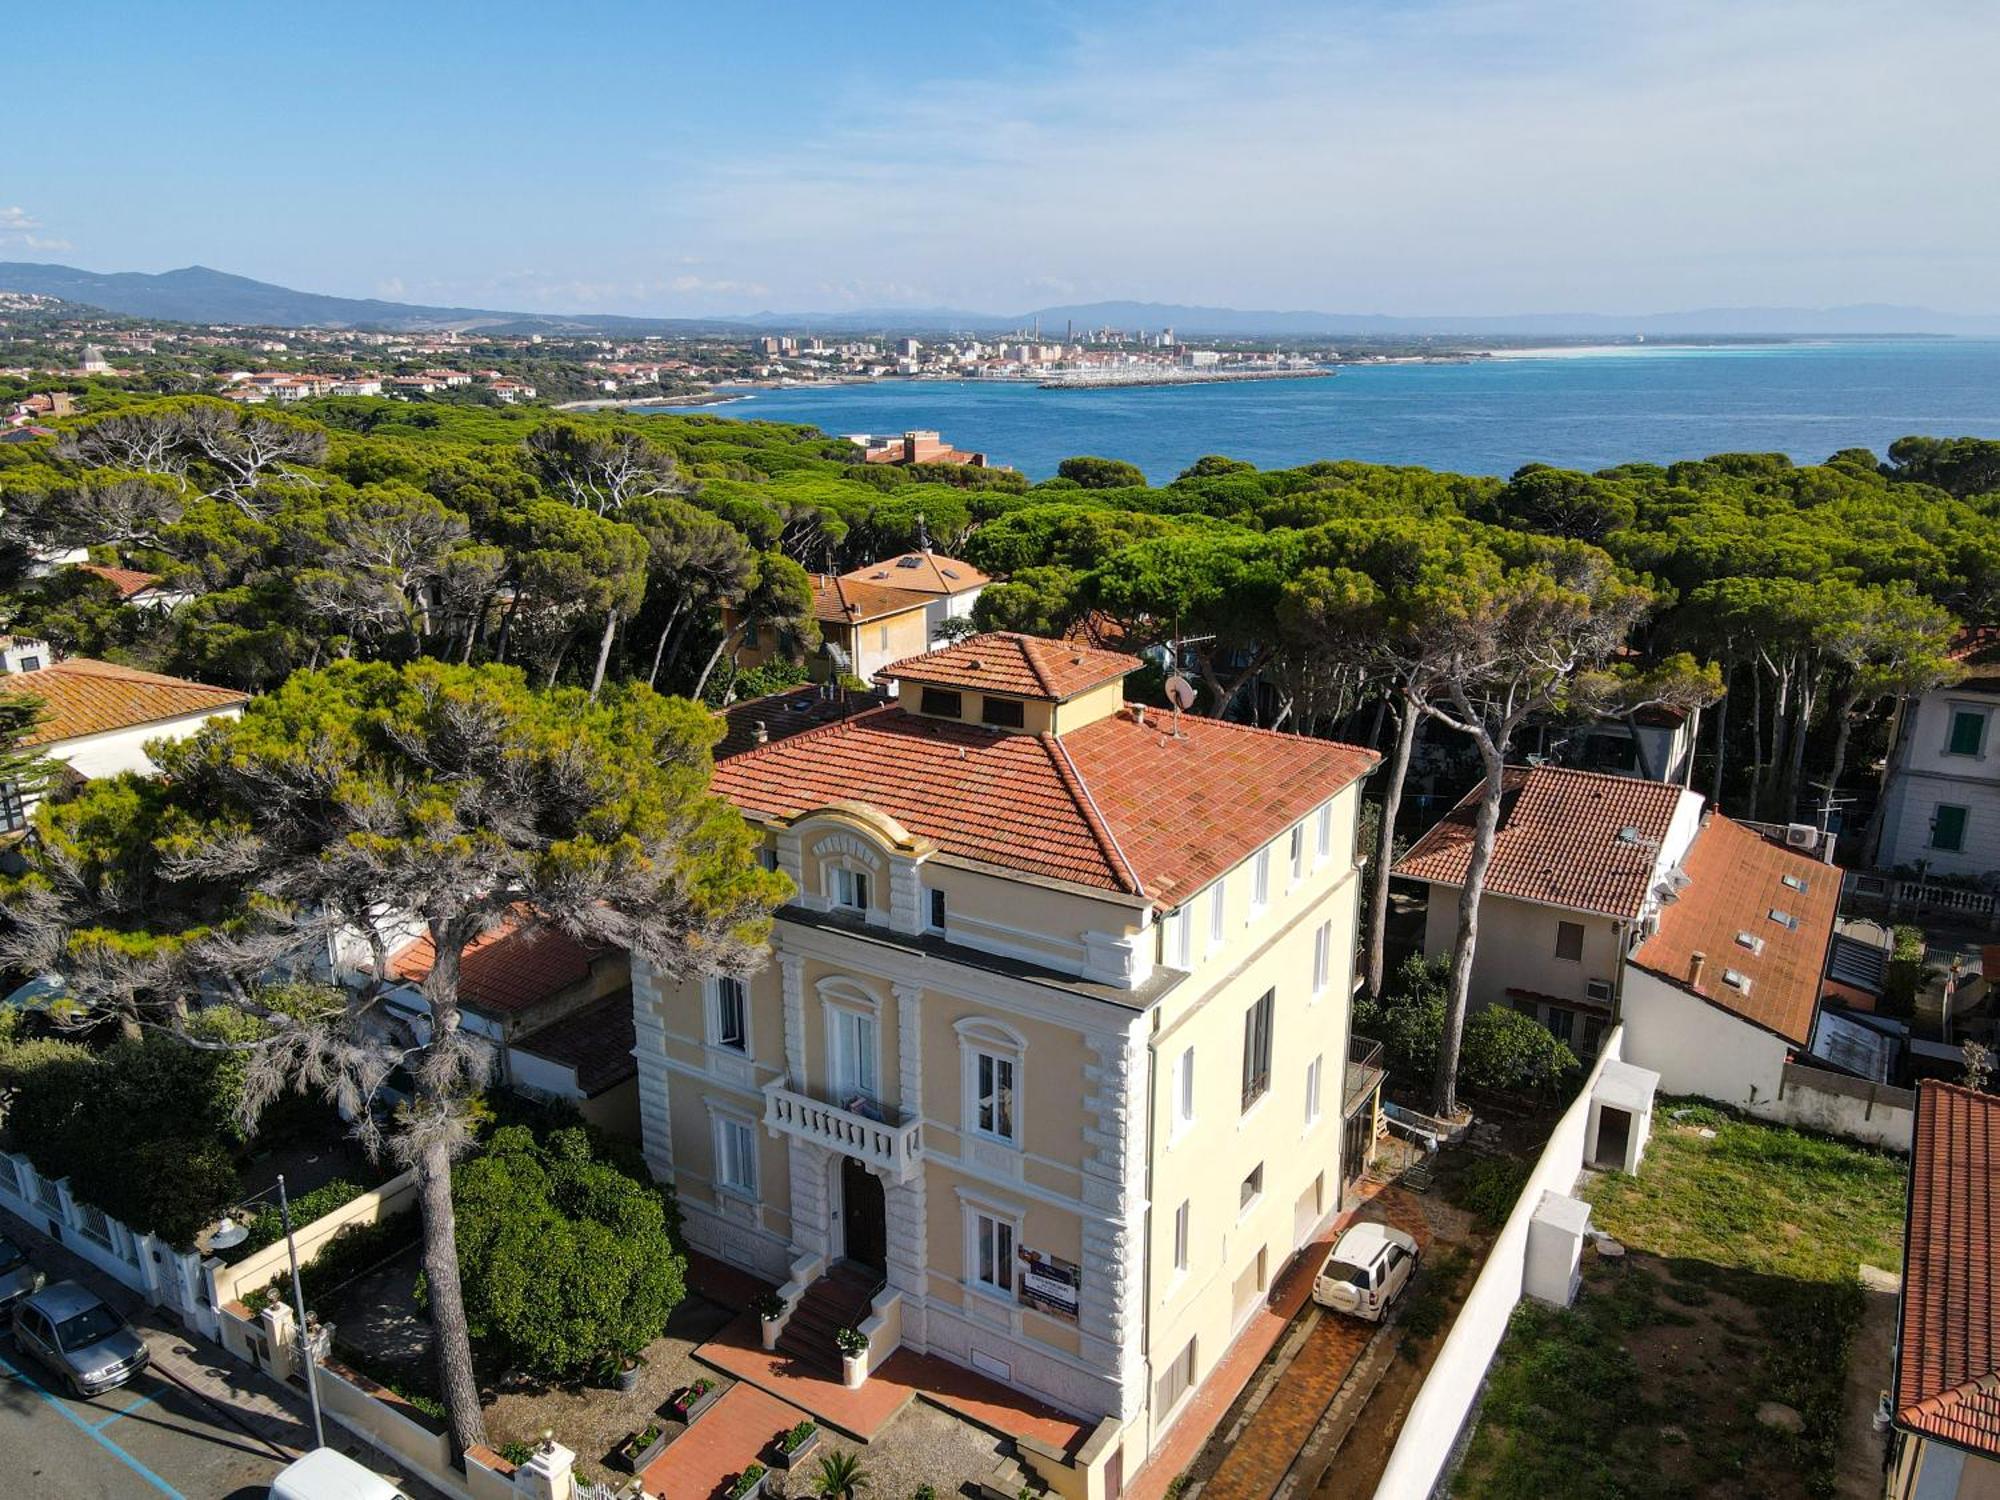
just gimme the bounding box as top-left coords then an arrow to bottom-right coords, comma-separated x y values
0,1331 -> 289,1499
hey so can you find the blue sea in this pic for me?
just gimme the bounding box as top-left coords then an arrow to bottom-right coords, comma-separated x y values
668,339 -> 2000,481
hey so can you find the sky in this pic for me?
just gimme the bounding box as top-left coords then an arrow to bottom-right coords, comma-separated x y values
6,0 -> 1999,319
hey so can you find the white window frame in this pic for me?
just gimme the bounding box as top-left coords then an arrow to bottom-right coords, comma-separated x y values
958,1018 -> 1026,1148
706,975 -> 750,1053
1250,848 -> 1271,916
1208,881 -> 1226,952
1316,801 -> 1333,863
1945,704 -> 1989,759
831,865 -> 872,913
1239,1162 -> 1265,1217
1311,920 -> 1332,998
1288,823 -> 1305,885
824,995 -> 881,1107
965,1202 -> 1021,1303
1173,1045 -> 1196,1138
1305,1053 -> 1324,1129
1241,989 -> 1274,1113
1173,1199 -> 1191,1274
1163,905 -> 1192,969
712,1112 -> 759,1198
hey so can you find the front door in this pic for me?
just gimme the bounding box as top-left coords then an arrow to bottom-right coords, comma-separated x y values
840,1156 -> 887,1272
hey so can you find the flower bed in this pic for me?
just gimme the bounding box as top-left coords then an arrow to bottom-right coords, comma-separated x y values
619,1421 -> 667,1473
774,1418 -> 821,1469
667,1375 -> 719,1424
726,1463 -> 767,1499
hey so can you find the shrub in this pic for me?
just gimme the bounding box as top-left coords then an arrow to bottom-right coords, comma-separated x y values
246,1207 -> 418,1313
222,1178 -> 366,1260
834,1325 -> 867,1357
1448,1154 -> 1534,1230
450,1123 -> 687,1381
499,1440 -> 536,1466
728,1464 -> 768,1498
751,1290 -> 786,1321
1459,1005 -> 1580,1094
1352,953 -> 1448,1081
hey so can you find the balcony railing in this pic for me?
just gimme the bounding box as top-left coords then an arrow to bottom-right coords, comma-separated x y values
1345,1033 -> 1386,1114
762,1081 -> 925,1183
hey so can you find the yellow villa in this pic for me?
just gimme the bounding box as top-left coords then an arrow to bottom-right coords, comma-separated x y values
632,632 -> 1380,1488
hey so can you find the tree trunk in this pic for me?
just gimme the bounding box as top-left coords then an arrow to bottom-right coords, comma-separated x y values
1710,666 -> 1730,807
1435,738 -> 1506,1119
691,625 -> 741,701
544,629 -> 576,690
588,609 -> 619,699
646,600 -> 689,689
493,592 -> 521,664
1823,685 -> 1865,826
1366,698 -> 1421,999
1747,664 -> 1764,819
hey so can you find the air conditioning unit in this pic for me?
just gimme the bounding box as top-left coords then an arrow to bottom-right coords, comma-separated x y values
1784,823 -> 1818,849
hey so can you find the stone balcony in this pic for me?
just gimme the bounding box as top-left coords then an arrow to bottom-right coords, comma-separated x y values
762,1080 -> 925,1183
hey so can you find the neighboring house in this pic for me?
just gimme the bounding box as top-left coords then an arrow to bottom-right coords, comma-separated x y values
1885,1081 -> 2000,1500
0,656 -> 249,832
0,635 -> 50,674
1540,706 -> 1696,785
1876,631 -> 2000,879
632,631 -> 1381,1480
726,573 -> 935,685
509,991 -> 640,1138
73,563 -> 195,612
1397,764 -> 1846,1109
839,550 -> 990,638
847,430 -> 999,468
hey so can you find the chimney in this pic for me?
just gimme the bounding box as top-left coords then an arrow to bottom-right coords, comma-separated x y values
1688,951 -> 1707,987
752,720 -> 769,745
1132,704 -> 1147,726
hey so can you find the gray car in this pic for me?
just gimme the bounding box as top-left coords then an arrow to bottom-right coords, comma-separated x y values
11,1280 -> 149,1397
0,1235 -> 43,1311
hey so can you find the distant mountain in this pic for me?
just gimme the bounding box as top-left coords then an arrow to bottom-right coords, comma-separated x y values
2,261 -> 1996,339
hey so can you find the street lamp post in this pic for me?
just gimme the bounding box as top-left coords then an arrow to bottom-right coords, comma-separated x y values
208,1174 -> 325,1451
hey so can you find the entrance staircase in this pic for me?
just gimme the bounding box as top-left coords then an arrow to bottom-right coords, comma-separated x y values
775,1262 -> 879,1374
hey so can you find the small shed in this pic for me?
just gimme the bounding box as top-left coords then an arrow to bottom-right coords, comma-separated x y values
1586,1058 -> 1660,1174
1525,1190 -> 1593,1307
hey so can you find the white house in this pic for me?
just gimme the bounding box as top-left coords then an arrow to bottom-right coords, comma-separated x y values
839,552 -> 989,640
0,654 -> 249,833
1875,633 -> 2000,878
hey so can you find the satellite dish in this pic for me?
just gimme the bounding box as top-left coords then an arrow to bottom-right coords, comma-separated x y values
1164,674 -> 1197,711
206,1215 -> 249,1252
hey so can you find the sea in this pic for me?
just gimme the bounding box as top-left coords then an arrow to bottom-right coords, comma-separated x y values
655,339 -> 2000,482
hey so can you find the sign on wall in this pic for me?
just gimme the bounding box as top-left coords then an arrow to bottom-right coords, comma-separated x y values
1017,1247 -> 1080,1322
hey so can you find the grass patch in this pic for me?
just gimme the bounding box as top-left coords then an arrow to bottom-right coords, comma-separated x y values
1450,1104 -> 1904,1500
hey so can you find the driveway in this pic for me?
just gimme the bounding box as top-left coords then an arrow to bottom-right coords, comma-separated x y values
0,1336 -> 286,1499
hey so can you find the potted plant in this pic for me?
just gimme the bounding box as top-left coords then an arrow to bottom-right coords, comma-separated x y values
668,1375 -> 721,1423
834,1325 -> 869,1389
617,1421 -> 668,1473
751,1290 -> 786,1351
773,1417 -> 822,1470
726,1462 -> 768,1499
595,1349 -> 646,1393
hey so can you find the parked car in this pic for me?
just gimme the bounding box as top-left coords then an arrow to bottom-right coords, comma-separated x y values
1311,1222 -> 1420,1321
0,1235 -> 44,1310
10,1281 -> 149,1396
270,1447 -> 412,1500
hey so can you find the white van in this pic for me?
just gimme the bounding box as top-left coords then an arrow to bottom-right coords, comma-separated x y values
270,1448 -> 412,1500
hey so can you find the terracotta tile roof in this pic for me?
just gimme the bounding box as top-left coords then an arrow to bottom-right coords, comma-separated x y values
1628,814 -> 1839,1044
1393,764 -> 1688,919
75,563 -> 163,600
0,658 -> 248,747
808,573 -> 933,625
712,686 -> 879,760
841,552 -> 989,597
512,989 -> 637,1095
1895,1082 -> 2000,1457
710,702 -> 1375,899
387,910 -> 606,1017
879,631 -> 1141,702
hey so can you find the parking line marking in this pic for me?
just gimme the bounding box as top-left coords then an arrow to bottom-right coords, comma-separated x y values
0,1347 -> 183,1497
92,1383 -> 165,1429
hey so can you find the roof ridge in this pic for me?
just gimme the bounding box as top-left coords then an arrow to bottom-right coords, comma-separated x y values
1019,636 -> 1058,697
1150,707 -> 1380,759
1511,761 -> 1683,794
715,700 -> 901,763
1040,731 -> 1143,896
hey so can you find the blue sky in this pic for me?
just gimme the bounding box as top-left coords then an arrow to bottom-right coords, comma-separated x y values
6,1 -> 1997,317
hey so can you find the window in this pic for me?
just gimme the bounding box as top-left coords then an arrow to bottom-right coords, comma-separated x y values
981,696 -> 1026,729
970,1209 -> 1015,1298
1932,803 -> 1970,852
919,687 -> 963,718
971,1049 -> 1017,1143
1173,1200 -> 1191,1272
1554,920 -> 1586,962
1163,906 -> 1191,969
758,843 -> 778,873
0,780 -> 23,834
16,656 -> 38,673
1305,1054 -> 1324,1127
742,622 -> 761,649
709,976 -> 748,1052
1768,907 -> 1799,930
1241,989 -> 1274,1111
1209,881 -> 1226,950
715,1115 -> 758,1195
1174,1046 -> 1196,1134
1311,920 -> 1332,997
1781,872 -> 1809,894
929,888 -> 946,931
1723,968 -> 1752,993
1545,1006 -> 1576,1044
1948,707 -> 1987,757
829,1006 -> 879,1103
877,625 -> 890,652
1289,824 -> 1305,883
833,867 -> 871,912
1157,1338 -> 1197,1415
1316,802 -> 1333,861
1250,849 -> 1271,914
1239,1163 -> 1264,1213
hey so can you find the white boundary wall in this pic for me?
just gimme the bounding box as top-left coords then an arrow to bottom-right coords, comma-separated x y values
1373,1027 -> 1629,1500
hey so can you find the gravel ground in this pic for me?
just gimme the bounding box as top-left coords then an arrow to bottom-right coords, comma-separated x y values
763,1399 -> 1013,1499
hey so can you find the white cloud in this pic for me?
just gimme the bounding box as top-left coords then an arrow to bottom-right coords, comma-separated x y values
663,0 -> 2000,313
0,207 -> 39,231
0,206 -> 69,253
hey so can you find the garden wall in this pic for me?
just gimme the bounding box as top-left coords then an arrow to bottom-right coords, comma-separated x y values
1373,1027 -> 1629,1500
1749,1062 -> 1916,1152
207,1169 -> 418,1309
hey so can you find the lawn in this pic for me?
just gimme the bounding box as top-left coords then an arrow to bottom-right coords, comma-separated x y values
1449,1102 -> 1906,1500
